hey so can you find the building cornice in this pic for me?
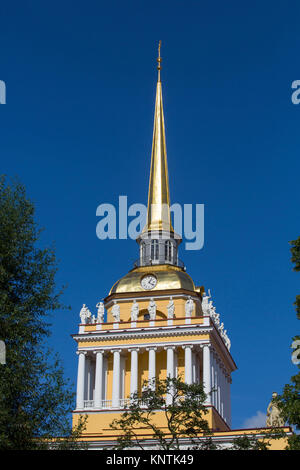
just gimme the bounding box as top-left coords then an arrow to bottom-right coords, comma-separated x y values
72,324 -> 212,344
72,316 -> 237,371
104,288 -> 202,305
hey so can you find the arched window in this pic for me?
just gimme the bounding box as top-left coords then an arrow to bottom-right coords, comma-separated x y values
165,240 -> 172,262
151,239 -> 159,261
141,242 -> 146,262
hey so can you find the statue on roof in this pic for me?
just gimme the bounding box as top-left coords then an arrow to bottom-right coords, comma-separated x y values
79,304 -> 91,324
111,301 -> 120,322
167,297 -> 175,318
96,301 -> 105,323
185,296 -> 194,317
131,300 -> 139,322
148,298 -> 156,320
201,289 -> 211,315
266,392 -> 285,427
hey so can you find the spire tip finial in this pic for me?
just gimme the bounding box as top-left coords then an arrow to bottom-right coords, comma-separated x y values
157,40 -> 162,81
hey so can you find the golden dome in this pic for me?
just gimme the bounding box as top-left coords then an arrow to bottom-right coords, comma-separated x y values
109,265 -> 196,295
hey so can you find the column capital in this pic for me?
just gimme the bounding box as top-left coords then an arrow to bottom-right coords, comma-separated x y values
200,343 -> 211,350
93,349 -> 105,356
111,349 -> 122,354
146,346 -> 158,352
128,347 -> 140,353
182,344 -> 194,350
164,345 -> 176,351
76,350 -> 87,356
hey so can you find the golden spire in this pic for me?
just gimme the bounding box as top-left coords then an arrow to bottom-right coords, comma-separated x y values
157,40 -> 162,82
143,41 -> 174,234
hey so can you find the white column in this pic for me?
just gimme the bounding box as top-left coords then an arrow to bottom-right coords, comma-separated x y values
129,348 -> 139,397
147,347 -> 157,389
222,368 -> 226,419
165,346 -> 175,378
220,365 -> 224,418
194,352 -> 200,383
94,350 -> 104,408
202,344 -> 211,405
103,355 -> 108,401
120,355 -> 126,400
76,351 -> 86,409
224,372 -> 229,424
223,369 -> 227,421
165,346 -> 175,405
192,351 -> 196,383
226,372 -> 231,425
87,357 -> 95,401
227,375 -> 231,428
112,349 -> 121,408
182,345 -> 193,385
217,360 -> 221,413
211,351 -> 215,408
214,356 -> 219,413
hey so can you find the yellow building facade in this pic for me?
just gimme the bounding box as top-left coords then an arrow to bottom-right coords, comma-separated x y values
72,46 -> 291,450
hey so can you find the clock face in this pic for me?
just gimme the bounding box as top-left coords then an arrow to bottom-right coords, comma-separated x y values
141,274 -> 157,290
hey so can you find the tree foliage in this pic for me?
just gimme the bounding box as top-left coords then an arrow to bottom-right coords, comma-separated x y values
109,376 -> 215,450
231,434 -> 270,450
289,237 -> 300,320
277,237 -> 300,450
229,427 -> 286,451
0,176 -> 85,449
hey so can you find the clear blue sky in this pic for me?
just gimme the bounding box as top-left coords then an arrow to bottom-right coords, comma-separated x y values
1,1 -> 299,429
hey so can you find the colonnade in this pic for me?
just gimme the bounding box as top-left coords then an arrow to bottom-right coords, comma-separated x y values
76,343 -> 231,425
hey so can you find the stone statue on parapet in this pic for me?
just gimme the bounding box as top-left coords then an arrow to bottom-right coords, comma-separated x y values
79,304 -> 92,324
111,301 -> 120,322
266,392 -> 285,427
202,292 -> 231,351
201,289 -> 211,315
222,329 -> 231,350
213,310 -> 220,326
96,301 -> 105,323
167,297 -> 175,318
225,334 -> 231,351
148,298 -> 156,320
185,296 -> 194,317
131,300 -> 139,322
